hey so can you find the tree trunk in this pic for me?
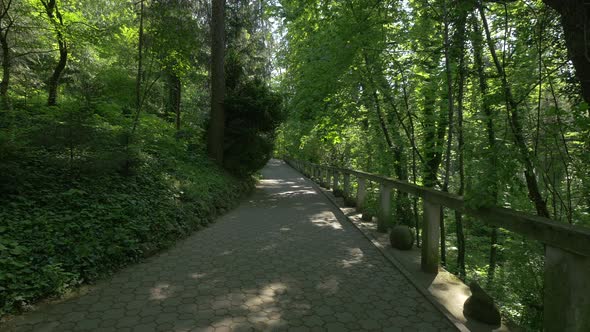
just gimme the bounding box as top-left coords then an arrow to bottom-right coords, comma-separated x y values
131,0 -> 144,137
0,30 -> 10,109
488,227 -> 498,287
0,0 -> 11,108
362,54 -> 394,151
207,0 -> 226,163
478,4 -> 550,219
48,41 -> 67,106
439,0 -> 456,267
399,69 -> 421,244
168,73 -> 181,131
472,12 -> 501,284
541,0 -> 590,221
542,0 -> 590,105
455,64 -> 466,278
451,2 -> 471,279
373,73 -> 412,228
42,0 -> 67,107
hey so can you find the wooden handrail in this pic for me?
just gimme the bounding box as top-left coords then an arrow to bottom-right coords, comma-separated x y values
288,159 -> 590,257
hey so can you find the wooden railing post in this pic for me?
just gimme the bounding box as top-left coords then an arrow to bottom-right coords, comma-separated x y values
332,170 -> 339,192
378,183 -> 392,233
421,199 -> 440,273
543,246 -> 590,331
343,173 -> 351,198
324,168 -> 331,189
356,177 -> 367,211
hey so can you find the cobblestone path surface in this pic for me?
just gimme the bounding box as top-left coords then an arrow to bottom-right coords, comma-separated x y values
5,159 -> 456,332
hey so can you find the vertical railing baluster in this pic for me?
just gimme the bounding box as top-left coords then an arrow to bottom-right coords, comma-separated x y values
378,183 -> 392,233
356,177 -> 367,212
332,169 -> 339,193
543,246 -> 590,331
343,173 -> 351,199
421,199 -> 440,273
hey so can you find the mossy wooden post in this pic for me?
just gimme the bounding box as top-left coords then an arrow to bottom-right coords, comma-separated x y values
343,173 -> 351,198
324,168 -> 331,189
543,246 -> 590,331
332,170 -> 339,193
378,183 -> 392,233
421,199 -> 440,273
356,177 -> 367,211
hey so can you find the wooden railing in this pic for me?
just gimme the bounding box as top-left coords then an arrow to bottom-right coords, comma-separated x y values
286,159 -> 590,332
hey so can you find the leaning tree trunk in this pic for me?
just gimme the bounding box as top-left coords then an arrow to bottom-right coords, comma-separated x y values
362,55 -> 413,230
373,76 -> 413,228
48,40 -> 67,106
42,0 -> 68,107
207,0 -> 226,164
478,4 -> 551,219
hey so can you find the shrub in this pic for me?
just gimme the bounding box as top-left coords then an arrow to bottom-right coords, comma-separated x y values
0,104 -> 253,317
222,57 -> 284,178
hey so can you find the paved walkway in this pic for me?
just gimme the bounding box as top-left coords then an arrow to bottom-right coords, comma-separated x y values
5,160 -> 455,332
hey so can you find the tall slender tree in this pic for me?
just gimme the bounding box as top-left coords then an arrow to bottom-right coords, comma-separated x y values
0,0 -> 13,109
40,0 -> 67,106
478,2 -> 550,218
207,0 -> 226,163
542,0 -> 590,105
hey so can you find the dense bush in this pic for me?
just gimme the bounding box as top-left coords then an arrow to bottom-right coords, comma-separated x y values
0,104 -> 253,317
222,57 -> 284,177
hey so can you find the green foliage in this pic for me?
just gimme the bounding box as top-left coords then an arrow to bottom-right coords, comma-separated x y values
223,58 -> 285,177
0,0 -> 276,321
276,0 -> 590,330
0,105 -> 253,317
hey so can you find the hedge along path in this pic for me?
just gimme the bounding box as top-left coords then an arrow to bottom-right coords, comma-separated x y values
3,159 -> 455,332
